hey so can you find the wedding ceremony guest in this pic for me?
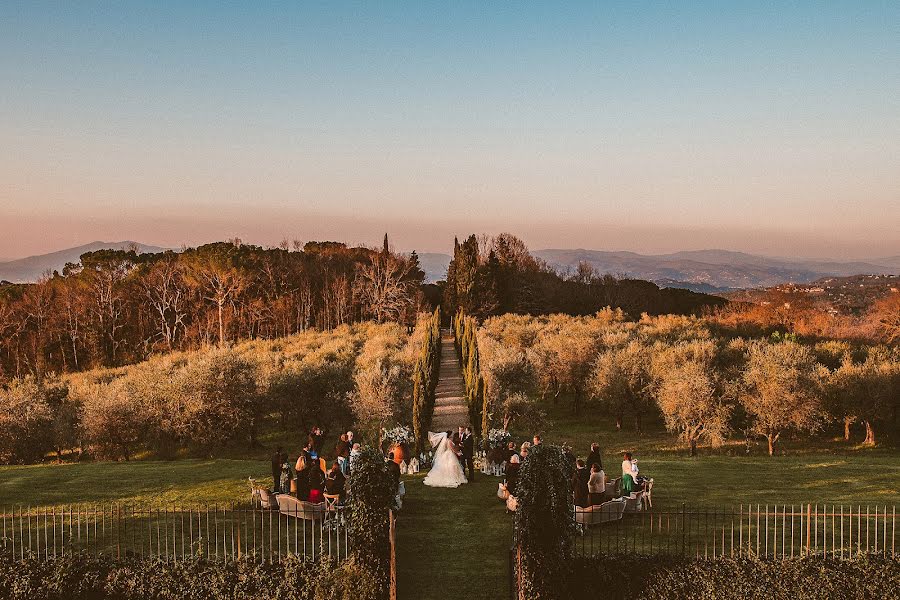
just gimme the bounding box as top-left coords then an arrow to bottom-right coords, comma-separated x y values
586,442 -> 603,471
279,461 -> 293,496
335,434 -> 350,474
387,451 -> 401,489
520,443 -> 530,460
271,446 -> 287,492
308,426 -> 324,460
504,441 -> 517,465
325,461 -> 346,501
307,461 -> 326,503
505,454 -> 520,495
572,459 -> 590,508
294,454 -> 311,500
349,443 -> 361,472
346,430 -> 355,448
588,463 -> 606,505
622,452 -> 640,495
296,440 -> 312,471
532,435 -> 542,447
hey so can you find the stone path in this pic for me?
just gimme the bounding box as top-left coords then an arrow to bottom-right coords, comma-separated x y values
429,330 -> 469,431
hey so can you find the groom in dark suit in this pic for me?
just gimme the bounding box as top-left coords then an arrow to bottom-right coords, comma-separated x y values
460,426 -> 475,481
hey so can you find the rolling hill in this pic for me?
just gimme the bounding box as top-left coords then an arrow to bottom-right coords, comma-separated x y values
0,241 -> 168,283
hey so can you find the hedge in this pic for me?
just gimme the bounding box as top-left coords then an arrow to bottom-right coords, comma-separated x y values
572,554 -> 900,600
0,553 -> 385,600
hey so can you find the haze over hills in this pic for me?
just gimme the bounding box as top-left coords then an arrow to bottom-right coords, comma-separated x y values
0,241 -> 168,283
3,242 -> 898,291
416,248 -> 899,290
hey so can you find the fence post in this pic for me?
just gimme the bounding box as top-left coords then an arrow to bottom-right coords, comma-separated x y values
805,503 -> 812,557
389,510 -> 397,600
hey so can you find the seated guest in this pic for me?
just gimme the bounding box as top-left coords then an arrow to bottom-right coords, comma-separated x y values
505,454 -> 520,496
588,463 -> 605,505
294,455 -> 311,500
307,462 -> 326,503
586,442 -> 603,471
325,461 -> 346,501
572,459 -> 590,508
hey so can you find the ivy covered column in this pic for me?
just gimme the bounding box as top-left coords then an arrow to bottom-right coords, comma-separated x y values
513,444 -> 577,600
346,447 -> 396,600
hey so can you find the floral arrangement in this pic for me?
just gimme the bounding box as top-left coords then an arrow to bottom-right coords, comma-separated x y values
381,425 -> 413,446
486,428 -> 512,450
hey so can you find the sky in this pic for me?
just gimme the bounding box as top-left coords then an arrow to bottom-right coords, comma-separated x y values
1,1 -> 898,261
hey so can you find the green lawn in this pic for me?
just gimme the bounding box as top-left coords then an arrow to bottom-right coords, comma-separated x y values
532,402 -> 900,507
396,472 -> 511,600
1,407 -> 898,599
0,459 -> 270,509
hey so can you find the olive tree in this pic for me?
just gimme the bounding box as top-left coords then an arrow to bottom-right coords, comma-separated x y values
740,341 -> 824,455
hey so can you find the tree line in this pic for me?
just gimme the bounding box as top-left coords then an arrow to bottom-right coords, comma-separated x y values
0,321 -> 427,464
411,308 -> 441,453
0,237 -> 426,382
442,233 -> 726,321
471,311 -> 899,455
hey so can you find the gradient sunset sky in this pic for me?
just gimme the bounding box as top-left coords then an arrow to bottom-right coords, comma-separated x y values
2,2 -> 898,260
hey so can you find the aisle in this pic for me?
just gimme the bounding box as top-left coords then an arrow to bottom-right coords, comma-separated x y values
395,473 -> 510,600
395,330 -> 509,600
430,331 -> 469,431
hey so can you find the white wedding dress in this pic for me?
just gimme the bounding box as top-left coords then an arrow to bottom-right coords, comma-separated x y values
423,431 -> 468,488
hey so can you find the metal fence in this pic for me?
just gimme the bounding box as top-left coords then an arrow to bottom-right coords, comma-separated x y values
574,504 -> 897,559
0,504 -> 349,562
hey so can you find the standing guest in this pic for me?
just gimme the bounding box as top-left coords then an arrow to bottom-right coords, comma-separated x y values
296,441 -> 311,472
271,446 -> 287,493
386,451 -> 401,490
349,443 -> 362,472
325,461 -> 347,501
307,462 -> 325,504
504,441 -> 517,465
622,452 -> 640,495
532,434 -> 542,447
572,459 -> 590,508
335,434 -> 350,475
588,463 -> 606,505
308,426 -> 324,460
586,442 -> 603,471
520,441 -> 531,460
346,430 -> 355,449
294,454 -> 311,500
505,454 -> 521,495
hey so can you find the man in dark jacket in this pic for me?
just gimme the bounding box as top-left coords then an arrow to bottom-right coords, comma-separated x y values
586,443 -> 603,472
461,426 -> 475,481
572,459 -> 591,508
271,447 -> 287,493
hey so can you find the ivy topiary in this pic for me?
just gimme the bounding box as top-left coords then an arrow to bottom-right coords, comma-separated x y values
513,443 -> 577,600
346,446 -> 395,600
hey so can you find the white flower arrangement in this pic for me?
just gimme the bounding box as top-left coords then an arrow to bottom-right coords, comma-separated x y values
382,425 -> 413,446
486,428 -> 512,450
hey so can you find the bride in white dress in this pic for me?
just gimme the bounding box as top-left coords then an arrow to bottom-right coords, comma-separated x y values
423,431 -> 468,488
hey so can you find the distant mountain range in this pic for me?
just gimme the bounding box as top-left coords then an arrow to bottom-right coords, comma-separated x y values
415,248 -> 899,291
0,241 -> 168,283
3,243 -> 898,291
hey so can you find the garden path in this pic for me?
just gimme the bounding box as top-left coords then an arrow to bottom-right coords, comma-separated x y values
430,331 -> 469,431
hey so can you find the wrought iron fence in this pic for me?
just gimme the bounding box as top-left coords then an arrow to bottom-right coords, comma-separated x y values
574,503 -> 897,559
0,503 -> 349,562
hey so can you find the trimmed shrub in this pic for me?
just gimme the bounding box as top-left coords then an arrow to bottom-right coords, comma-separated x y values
572,554 -> 900,600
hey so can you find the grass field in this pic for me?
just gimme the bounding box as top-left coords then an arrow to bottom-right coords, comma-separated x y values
1,404 -> 898,599
395,472 -> 511,600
